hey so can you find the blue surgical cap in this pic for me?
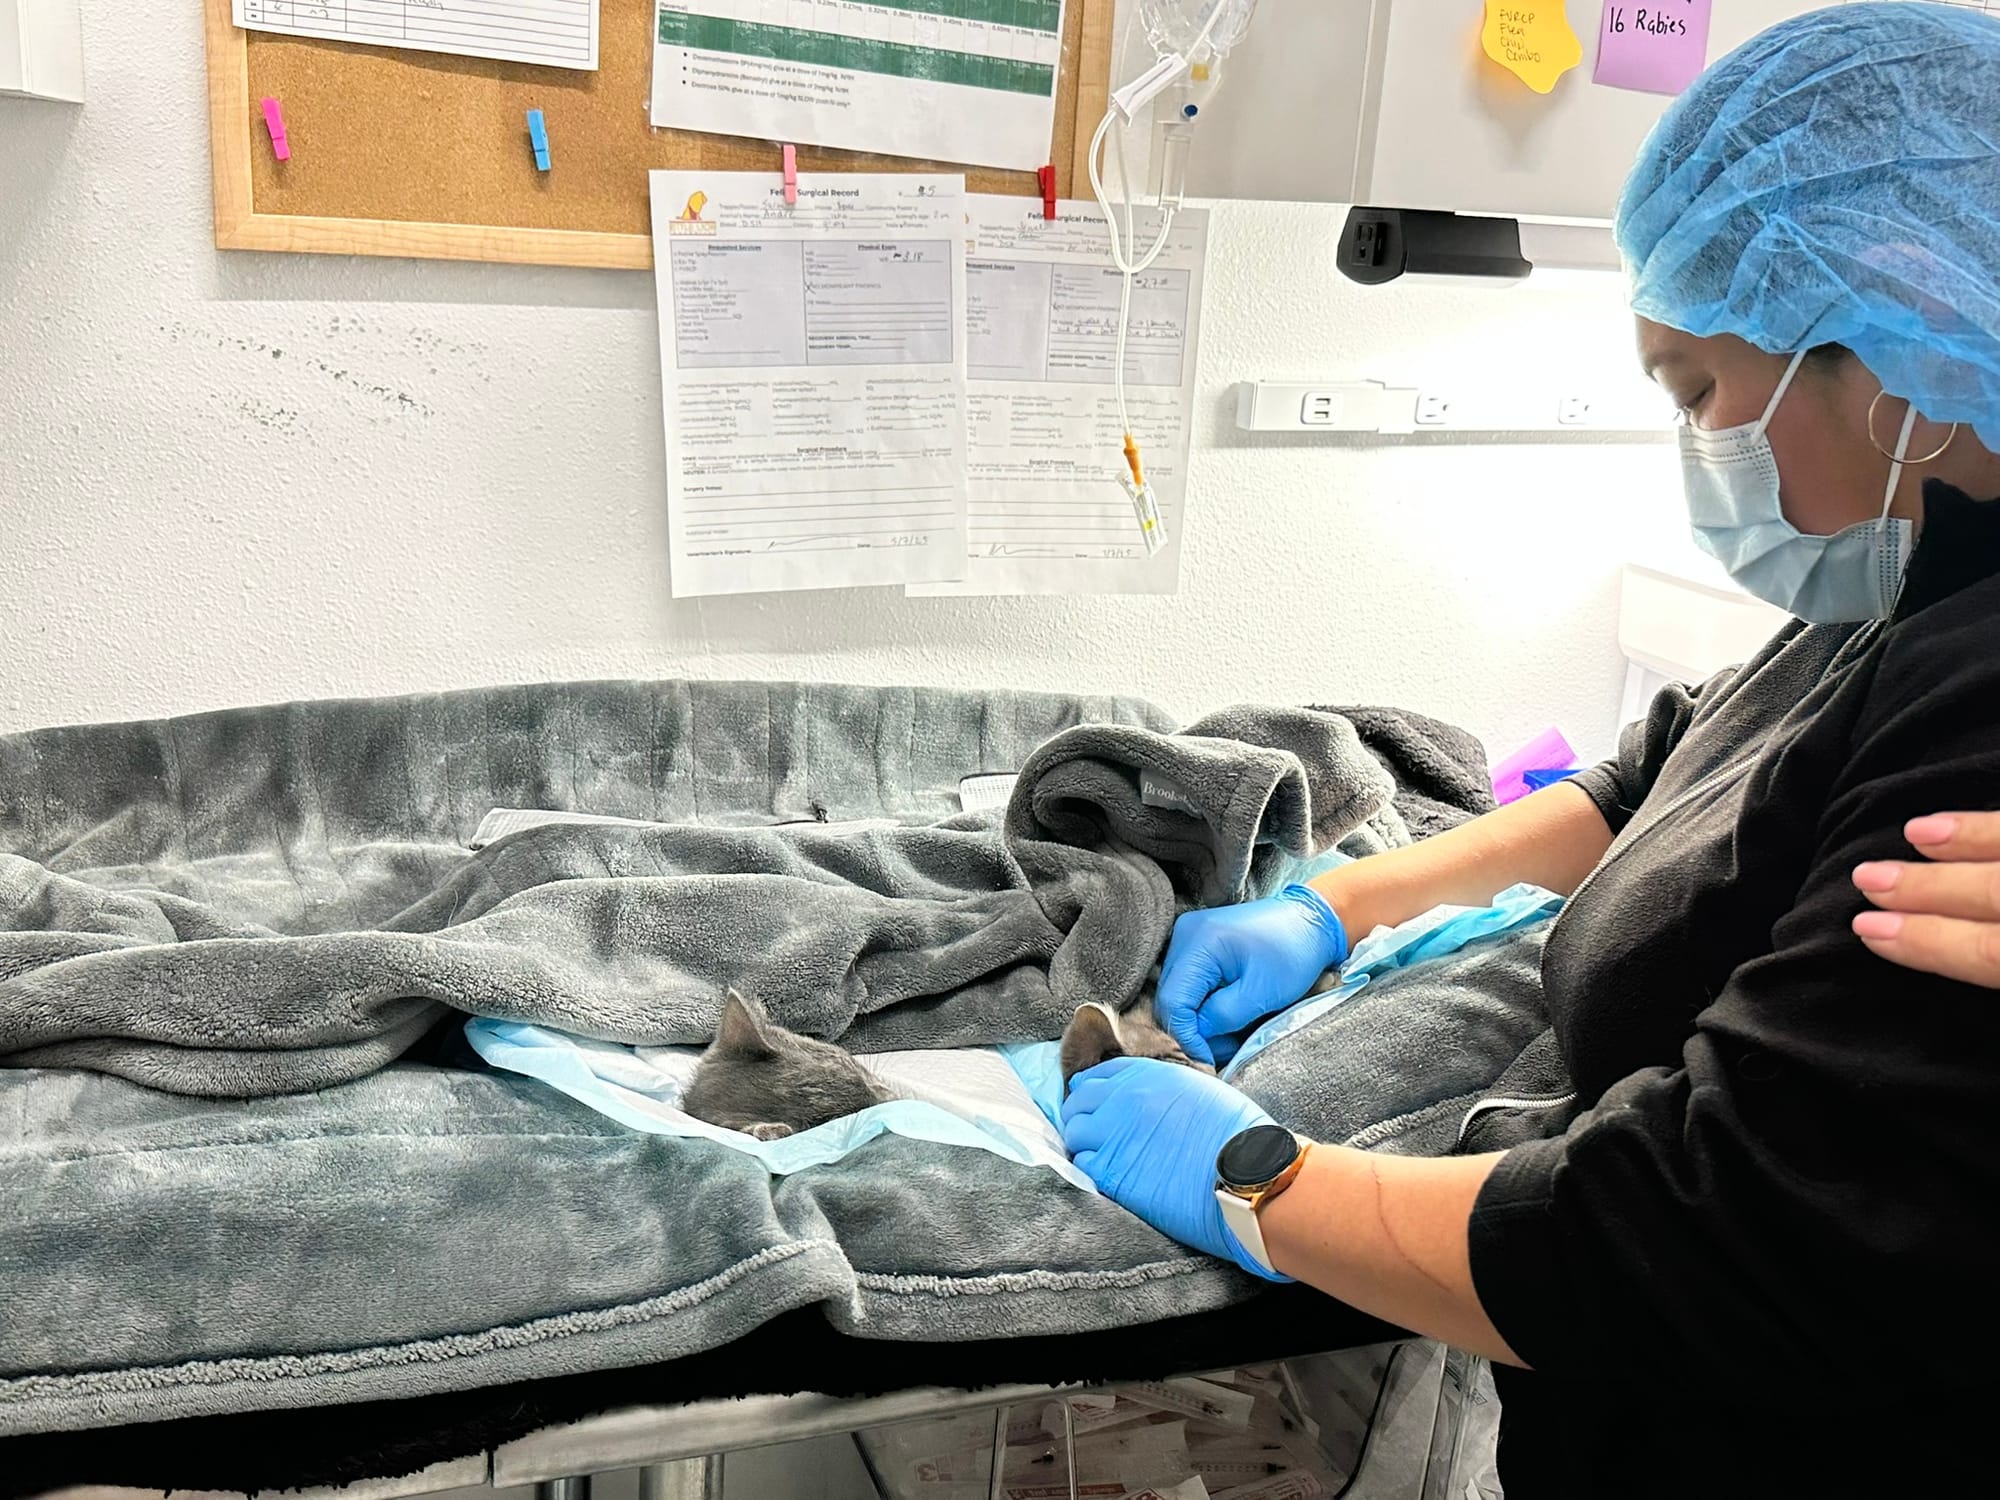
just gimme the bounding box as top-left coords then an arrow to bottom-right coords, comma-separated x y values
1617,3 -> 2000,451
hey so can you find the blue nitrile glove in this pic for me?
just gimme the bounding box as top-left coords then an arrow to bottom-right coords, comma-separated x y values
1154,884 -> 1351,1067
1061,1057 -> 1291,1282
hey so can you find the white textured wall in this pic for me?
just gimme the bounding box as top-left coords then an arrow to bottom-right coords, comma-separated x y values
0,1 -> 1689,759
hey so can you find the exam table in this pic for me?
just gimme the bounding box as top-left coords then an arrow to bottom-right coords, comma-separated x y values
0,680 -> 1505,1500
3,1298 -> 1499,1500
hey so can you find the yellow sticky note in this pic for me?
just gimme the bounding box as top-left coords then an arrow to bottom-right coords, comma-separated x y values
1482,0 -> 1583,93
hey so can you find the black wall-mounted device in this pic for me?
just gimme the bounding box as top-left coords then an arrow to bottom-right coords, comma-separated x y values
1336,207 -> 1534,286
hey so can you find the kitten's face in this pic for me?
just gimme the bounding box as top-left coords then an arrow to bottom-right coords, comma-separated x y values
1059,1001 -> 1212,1090
681,990 -> 897,1140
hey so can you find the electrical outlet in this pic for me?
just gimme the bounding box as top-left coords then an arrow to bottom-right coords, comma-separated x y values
1236,382 -> 1378,431
1237,380 -> 1674,439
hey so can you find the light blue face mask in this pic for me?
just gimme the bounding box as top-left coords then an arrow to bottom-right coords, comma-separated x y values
1681,348 -> 1917,624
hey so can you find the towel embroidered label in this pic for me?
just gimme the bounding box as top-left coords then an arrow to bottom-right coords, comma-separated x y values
1141,771 -> 1202,815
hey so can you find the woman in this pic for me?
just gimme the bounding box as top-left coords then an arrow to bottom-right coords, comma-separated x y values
1061,8 -> 2000,1493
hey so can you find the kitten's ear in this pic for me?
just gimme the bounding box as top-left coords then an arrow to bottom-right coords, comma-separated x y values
715,989 -> 780,1058
1060,1003 -> 1126,1086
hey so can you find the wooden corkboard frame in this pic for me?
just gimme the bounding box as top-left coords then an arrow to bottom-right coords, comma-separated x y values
203,0 -> 1114,270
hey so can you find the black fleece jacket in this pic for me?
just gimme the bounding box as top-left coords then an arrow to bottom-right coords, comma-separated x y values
1468,483 -> 2000,1496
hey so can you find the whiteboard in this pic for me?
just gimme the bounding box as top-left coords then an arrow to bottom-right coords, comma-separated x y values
1178,0 -> 1831,221
1180,0 -> 1373,203
0,0 -> 84,101
1361,0 -> 1812,220
0,13 -> 19,95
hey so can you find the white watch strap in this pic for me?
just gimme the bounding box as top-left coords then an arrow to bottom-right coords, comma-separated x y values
1215,1188 -> 1276,1275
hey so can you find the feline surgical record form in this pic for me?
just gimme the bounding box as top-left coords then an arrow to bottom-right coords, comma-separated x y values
680,991 -> 1205,1138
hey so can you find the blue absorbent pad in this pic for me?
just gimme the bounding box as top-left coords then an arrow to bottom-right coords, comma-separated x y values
473,882 -> 1563,1182
465,1019 -> 1098,1192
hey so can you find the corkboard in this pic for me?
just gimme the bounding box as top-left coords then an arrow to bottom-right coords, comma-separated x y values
204,0 -> 1114,270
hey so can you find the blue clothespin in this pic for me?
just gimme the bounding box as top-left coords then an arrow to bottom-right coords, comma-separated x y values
527,109 -> 551,172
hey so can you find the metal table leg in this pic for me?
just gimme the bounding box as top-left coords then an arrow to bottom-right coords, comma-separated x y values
985,1404 -> 1011,1500
535,1479 -> 593,1500
638,1456 -> 724,1500
1060,1398 -> 1077,1500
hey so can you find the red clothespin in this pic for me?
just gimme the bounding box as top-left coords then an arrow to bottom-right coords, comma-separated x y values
782,143 -> 798,205
1037,164 -> 1057,220
261,97 -> 290,162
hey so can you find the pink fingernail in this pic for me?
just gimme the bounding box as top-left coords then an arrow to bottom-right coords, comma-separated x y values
1906,816 -> 1959,846
1853,911 -> 1905,941
1851,862 -> 1901,893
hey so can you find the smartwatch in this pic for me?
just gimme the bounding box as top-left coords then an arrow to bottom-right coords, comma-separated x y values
1214,1124 -> 1312,1276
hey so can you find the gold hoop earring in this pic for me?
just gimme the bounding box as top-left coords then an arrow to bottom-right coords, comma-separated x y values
1868,389 -> 1960,464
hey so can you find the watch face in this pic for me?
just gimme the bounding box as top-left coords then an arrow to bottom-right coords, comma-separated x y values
1218,1124 -> 1299,1189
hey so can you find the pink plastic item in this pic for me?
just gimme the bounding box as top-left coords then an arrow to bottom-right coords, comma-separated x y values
1491,727 -> 1578,806
261,97 -> 290,162
782,143 -> 798,205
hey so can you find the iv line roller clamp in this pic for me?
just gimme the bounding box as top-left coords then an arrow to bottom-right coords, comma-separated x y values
1091,0 -> 1261,556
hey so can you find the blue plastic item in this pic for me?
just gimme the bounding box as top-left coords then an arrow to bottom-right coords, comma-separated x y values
1618,4 -> 2000,452
1522,767 -> 1586,791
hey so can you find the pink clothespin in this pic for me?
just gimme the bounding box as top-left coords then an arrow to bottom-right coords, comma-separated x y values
782,143 -> 798,205
261,97 -> 290,162
1038,164 -> 1057,220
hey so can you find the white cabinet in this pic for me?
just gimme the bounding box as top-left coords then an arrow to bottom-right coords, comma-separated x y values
1617,557 -> 1788,724
1,0 -> 84,103
1178,0 -> 1826,221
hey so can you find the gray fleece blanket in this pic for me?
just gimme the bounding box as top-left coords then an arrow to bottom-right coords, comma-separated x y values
0,680 -> 1403,1096
0,679 -> 1468,1438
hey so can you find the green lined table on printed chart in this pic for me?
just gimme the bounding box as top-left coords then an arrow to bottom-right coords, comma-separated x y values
656,10 -> 1057,94
651,0 -> 1069,169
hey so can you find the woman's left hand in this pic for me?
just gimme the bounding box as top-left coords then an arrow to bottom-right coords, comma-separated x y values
1060,1058 -> 1289,1281
1852,813 -> 2000,987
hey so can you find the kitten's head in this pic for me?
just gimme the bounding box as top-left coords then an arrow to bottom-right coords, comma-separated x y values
1059,1001 -> 1213,1090
681,989 -> 896,1137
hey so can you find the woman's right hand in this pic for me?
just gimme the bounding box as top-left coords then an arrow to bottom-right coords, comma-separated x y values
1154,885 -> 1351,1067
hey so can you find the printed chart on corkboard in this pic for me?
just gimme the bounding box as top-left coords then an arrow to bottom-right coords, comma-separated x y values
203,0 -> 1113,270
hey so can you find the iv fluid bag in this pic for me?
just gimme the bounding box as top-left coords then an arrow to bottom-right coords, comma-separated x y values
1136,0 -> 1259,59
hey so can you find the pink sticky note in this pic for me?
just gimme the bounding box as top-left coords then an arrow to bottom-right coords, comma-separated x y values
1594,0 -> 1712,97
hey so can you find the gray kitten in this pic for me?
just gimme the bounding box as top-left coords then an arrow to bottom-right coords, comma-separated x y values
681,990 -> 897,1140
681,990 -> 1208,1139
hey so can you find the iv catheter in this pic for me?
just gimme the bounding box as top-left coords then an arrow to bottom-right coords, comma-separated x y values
1087,0 -> 1258,556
